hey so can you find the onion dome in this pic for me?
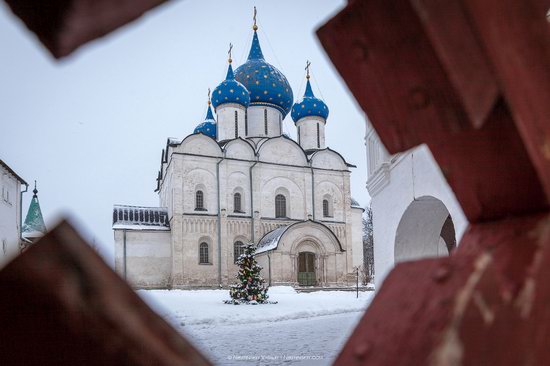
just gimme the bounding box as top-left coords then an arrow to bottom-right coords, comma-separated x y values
194,98 -> 217,139
291,67 -> 329,122
234,30 -> 293,117
212,47 -> 250,109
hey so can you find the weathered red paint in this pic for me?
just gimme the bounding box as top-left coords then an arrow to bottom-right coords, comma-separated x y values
317,0 -> 550,364
335,214 -> 550,365
3,0 -> 167,58
0,221 -> 210,366
462,0 -> 550,201
317,0 -> 548,223
410,0 -> 499,129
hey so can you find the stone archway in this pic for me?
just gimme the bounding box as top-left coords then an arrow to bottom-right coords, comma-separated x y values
394,196 -> 457,263
294,239 -> 321,286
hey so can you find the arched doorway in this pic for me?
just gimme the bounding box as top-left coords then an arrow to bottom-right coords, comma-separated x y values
395,196 -> 456,263
297,252 -> 316,286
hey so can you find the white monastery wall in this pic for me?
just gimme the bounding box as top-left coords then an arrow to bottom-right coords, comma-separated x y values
113,229 -> 171,288
0,169 -> 21,267
0,168 -> 22,266
369,143 -> 468,288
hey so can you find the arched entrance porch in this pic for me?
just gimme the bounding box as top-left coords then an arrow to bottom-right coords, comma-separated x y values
254,220 -> 346,286
395,196 -> 457,263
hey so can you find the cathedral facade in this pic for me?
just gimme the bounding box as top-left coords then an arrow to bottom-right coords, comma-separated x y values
112,25 -> 364,288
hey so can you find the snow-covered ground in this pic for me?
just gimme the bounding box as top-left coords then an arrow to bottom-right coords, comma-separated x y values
138,287 -> 374,365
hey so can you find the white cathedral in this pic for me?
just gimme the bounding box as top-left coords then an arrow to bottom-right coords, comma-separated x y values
112,23 -> 364,288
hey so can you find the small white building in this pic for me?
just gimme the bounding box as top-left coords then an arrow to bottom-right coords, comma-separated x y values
113,26 -> 364,289
365,121 -> 468,287
0,160 -> 27,266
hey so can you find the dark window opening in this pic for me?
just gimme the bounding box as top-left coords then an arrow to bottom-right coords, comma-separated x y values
199,242 -> 209,264
317,123 -> 320,148
195,190 -> 206,211
275,194 -> 287,218
234,192 -> 242,213
264,109 -> 268,135
234,241 -> 245,263
235,110 -> 238,138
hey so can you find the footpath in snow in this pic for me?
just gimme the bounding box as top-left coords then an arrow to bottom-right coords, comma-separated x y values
138,287 -> 374,365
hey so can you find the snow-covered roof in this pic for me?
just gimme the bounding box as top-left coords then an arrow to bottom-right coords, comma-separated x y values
256,225 -> 290,254
168,137 -> 182,145
112,205 -> 170,231
256,220 -> 346,255
351,198 -> 361,208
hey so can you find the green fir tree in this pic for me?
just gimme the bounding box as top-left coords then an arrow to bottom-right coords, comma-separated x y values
228,242 -> 269,304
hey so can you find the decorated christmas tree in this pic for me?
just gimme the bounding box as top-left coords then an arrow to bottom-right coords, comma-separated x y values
228,242 -> 269,304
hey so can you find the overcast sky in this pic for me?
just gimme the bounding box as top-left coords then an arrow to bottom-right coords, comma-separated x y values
1,0 -> 369,262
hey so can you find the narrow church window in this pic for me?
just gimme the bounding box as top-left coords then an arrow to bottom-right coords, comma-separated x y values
235,110 -> 238,138
195,190 -> 204,210
245,110 -> 248,136
275,194 -> 286,218
234,192 -> 242,212
317,123 -> 320,148
234,241 -> 245,263
199,242 -> 209,264
264,109 -> 268,135
323,199 -> 330,217
298,126 -> 301,145
279,114 -> 282,134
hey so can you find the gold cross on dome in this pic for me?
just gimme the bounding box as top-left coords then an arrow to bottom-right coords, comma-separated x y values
228,43 -> 233,64
207,88 -> 211,104
305,60 -> 311,79
253,6 -> 258,31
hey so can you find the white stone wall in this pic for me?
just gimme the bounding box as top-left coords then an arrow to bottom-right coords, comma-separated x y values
365,119 -> 390,179
296,117 -> 326,150
368,142 -> 468,288
0,166 -> 23,267
246,106 -> 283,137
215,104 -> 246,141
314,172 -> 346,222
114,229 -> 172,288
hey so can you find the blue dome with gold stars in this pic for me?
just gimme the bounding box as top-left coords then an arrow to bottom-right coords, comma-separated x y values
291,78 -> 329,122
234,31 -> 293,117
194,104 -> 217,139
212,63 -> 250,109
